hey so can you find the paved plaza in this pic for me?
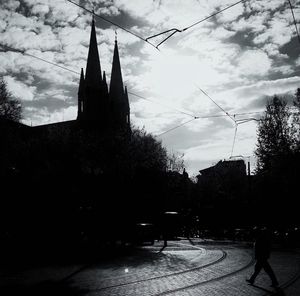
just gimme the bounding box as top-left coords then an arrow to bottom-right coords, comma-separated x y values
1,239 -> 300,296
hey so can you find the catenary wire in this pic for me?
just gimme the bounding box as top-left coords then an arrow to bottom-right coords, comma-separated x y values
194,84 -> 236,124
230,123 -> 238,157
287,0 -> 300,46
65,0 -> 159,50
146,0 -> 248,48
0,42 -> 267,142
0,2 -> 276,138
182,0 -> 248,31
0,0 -> 262,126
2,1 -> 297,160
128,91 -> 197,118
0,44 -> 80,75
156,118 -> 198,137
1,43 -> 243,123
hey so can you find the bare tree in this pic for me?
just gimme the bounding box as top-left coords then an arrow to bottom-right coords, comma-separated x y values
0,77 -> 22,122
167,151 -> 185,173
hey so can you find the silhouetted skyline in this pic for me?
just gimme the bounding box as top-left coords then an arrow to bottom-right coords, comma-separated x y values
1,0 -> 300,175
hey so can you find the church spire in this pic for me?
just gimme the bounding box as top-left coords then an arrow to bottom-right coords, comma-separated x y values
85,17 -> 102,87
109,34 -> 124,98
109,36 -> 131,131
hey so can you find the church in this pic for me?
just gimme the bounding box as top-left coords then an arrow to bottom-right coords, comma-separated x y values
77,17 -> 130,132
1,17 -> 131,134
1,17 -> 132,177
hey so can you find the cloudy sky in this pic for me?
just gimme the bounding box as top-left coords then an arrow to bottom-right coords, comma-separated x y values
1,0 -> 300,176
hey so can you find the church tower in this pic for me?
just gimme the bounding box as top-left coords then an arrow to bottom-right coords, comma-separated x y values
77,17 -> 109,128
109,36 -> 130,131
77,18 -> 130,133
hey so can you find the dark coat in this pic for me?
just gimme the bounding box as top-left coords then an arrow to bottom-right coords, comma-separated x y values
254,230 -> 271,260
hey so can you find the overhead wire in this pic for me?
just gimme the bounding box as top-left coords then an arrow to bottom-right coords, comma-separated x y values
287,0 -> 300,46
1,43 -> 265,141
230,117 -> 261,157
0,43 -> 242,124
233,111 -> 264,116
146,0 -> 248,48
127,91 -> 197,118
0,1 -> 270,150
155,113 -> 239,137
156,118 -> 198,137
182,0 -> 248,32
194,84 -> 236,124
230,123 -> 238,157
0,44 -> 80,75
2,0 -> 297,165
65,0 -> 159,50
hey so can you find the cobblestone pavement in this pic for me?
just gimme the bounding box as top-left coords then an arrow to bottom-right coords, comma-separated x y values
1,240 -> 300,296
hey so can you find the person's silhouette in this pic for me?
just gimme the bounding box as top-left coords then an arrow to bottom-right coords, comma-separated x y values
246,227 -> 279,287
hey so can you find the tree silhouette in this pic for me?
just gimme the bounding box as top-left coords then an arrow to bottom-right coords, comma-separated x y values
255,95 -> 292,173
292,88 -> 300,151
253,94 -> 300,225
0,77 -> 22,122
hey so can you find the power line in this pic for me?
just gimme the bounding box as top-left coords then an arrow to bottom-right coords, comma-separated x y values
287,0 -> 300,46
195,84 -> 236,124
1,43 -> 257,123
230,117 -> 261,157
0,42 -> 263,158
235,117 -> 260,124
183,0 -> 248,31
1,43 -> 268,130
155,112 -> 242,137
0,44 -> 80,75
0,44 -> 231,122
156,118 -> 197,137
128,91 -> 197,118
146,0 -> 248,48
230,124 -> 238,157
65,0 -> 159,51
233,111 -> 264,116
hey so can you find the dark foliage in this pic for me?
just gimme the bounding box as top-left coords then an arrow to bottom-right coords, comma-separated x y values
253,90 -> 300,226
0,77 -> 22,122
0,122 -> 191,261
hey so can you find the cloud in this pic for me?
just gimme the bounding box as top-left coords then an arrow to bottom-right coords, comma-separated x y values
23,105 -> 77,126
1,0 -> 300,176
216,0 -> 245,23
236,49 -> 272,76
31,4 -> 50,16
2,0 -> 20,10
229,11 -> 270,33
4,75 -> 36,101
218,76 -> 300,111
253,9 -> 294,47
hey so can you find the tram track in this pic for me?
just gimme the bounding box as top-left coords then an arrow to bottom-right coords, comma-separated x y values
81,250 -> 226,291
62,241 -> 256,296
154,252 -> 255,296
86,242 -> 253,294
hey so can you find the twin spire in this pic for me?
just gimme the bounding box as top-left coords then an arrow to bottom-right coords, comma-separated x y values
85,18 -> 102,85
77,18 -> 130,131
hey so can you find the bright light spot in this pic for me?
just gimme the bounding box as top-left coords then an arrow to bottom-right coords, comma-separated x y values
125,268 -> 129,273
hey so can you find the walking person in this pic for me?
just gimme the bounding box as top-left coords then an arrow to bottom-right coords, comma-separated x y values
246,227 -> 279,287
